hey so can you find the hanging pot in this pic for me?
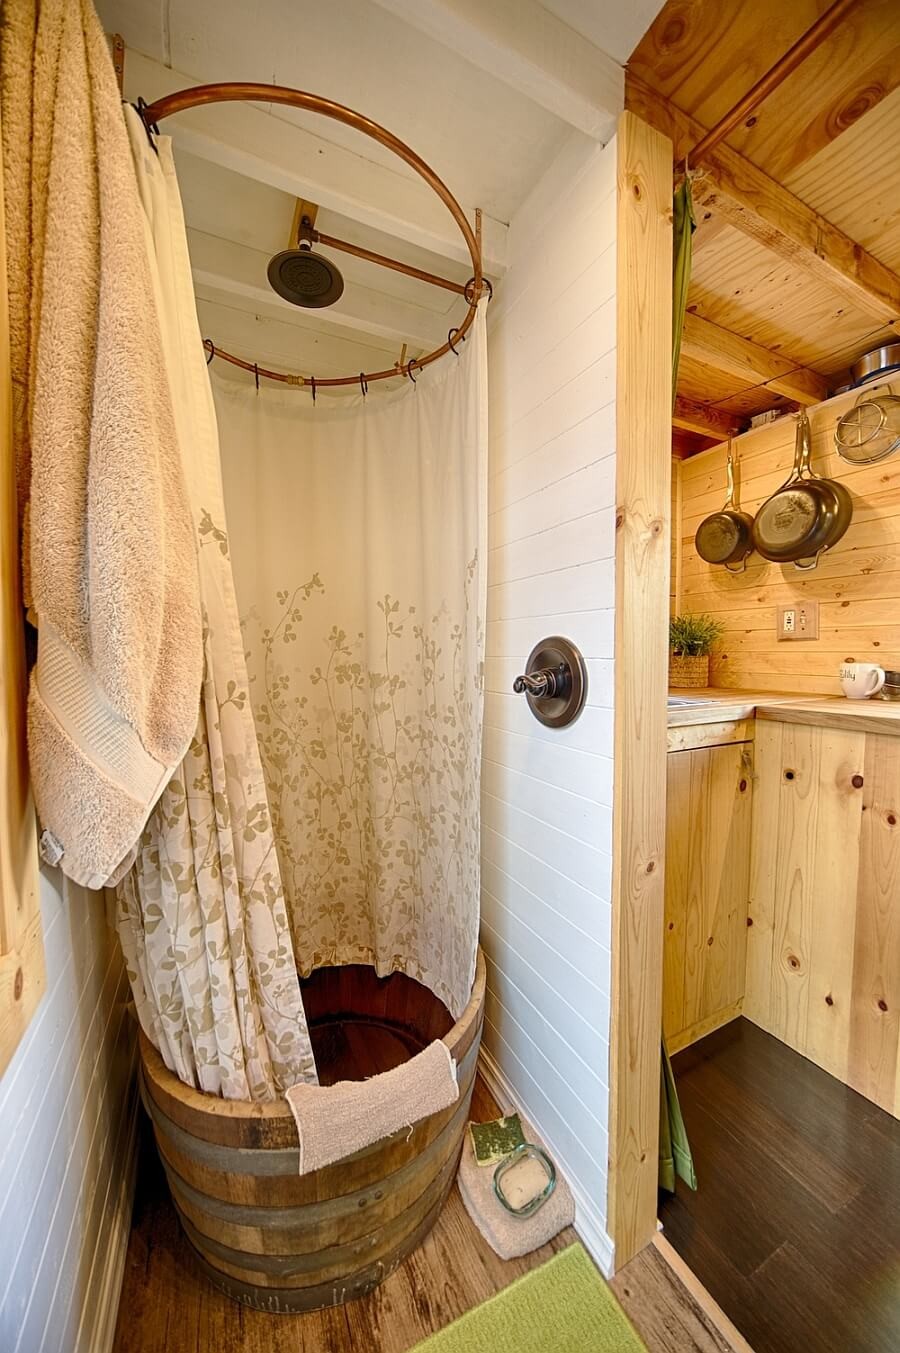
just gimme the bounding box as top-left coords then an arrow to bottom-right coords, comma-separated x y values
751,411 -> 852,571
694,441 -> 754,572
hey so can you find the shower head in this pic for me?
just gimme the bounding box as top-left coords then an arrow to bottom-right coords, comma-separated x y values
267,243 -> 344,309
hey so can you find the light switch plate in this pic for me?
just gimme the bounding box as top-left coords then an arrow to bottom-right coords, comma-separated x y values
777,601 -> 819,641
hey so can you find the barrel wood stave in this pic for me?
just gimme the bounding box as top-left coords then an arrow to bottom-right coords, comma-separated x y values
139,952 -> 486,1313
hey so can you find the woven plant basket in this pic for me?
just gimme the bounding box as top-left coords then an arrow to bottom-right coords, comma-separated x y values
669,653 -> 709,688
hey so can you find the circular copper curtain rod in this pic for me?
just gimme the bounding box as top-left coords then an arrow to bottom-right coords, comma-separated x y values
140,83 -> 485,389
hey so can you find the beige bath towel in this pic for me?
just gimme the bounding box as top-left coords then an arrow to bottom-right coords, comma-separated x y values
284,1040 -> 459,1174
457,1115 -> 575,1259
0,0 -> 202,887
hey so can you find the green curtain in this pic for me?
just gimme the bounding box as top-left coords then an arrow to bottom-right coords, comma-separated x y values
671,176 -> 696,412
661,177 -> 698,1194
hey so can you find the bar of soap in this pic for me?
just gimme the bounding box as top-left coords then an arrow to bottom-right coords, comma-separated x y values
496,1153 -> 552,1210
468,1114 -> 525,1167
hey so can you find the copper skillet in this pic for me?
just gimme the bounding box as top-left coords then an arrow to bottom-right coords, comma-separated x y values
694,442 -> 754,572
751,411 -> 852,570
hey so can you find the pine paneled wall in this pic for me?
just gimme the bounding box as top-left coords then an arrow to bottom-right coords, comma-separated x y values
678,383 -> 900,694
0,871 -> 137,1353
481,130 -> 617,1265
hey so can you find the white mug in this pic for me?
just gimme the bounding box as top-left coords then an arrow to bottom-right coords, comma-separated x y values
840,663 -> 885,699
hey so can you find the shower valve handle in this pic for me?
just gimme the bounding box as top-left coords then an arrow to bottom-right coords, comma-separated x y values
512,665 -> 569,699
510,637 -> 588,729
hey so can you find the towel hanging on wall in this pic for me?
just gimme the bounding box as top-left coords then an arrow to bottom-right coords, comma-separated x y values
0,0 -> 203,888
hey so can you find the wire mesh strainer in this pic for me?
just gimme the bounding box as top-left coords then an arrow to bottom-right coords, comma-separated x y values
834,383 -> 900,465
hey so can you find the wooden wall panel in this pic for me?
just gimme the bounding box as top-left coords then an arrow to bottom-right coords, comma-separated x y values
663,741 -> 753,1052
746,718 -> 900,1118
0,106 -> 43,1081
677,384 -> 900,694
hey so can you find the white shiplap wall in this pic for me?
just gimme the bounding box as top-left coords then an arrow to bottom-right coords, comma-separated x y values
480,129 -> 617,1269
0,869 -> 137,1353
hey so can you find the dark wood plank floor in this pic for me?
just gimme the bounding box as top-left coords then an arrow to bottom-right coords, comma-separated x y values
113,1072 -> 741,1353
659,1017 -> 900,1353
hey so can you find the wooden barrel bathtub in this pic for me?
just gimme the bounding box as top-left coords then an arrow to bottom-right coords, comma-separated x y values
138,949 -> 486,1313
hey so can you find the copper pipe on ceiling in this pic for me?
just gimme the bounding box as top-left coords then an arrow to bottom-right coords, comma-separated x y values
140,82 -> 484,389
686,0 -> 857,168
313,231 -> 467,296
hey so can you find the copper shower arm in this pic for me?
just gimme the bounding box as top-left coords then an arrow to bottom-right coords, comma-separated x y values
139,82 -> 486,390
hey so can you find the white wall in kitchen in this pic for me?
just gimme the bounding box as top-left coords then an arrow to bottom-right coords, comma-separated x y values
480,128 -> 617,1269
0,871 -> 137,1353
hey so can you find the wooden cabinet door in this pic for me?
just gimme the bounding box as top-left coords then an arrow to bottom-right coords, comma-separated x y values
746,719 -> 900,1118
663,740 -> 753,1051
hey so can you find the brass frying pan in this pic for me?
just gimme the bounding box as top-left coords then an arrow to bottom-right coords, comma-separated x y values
694,442 -> 754,572
751,411 -> 852,570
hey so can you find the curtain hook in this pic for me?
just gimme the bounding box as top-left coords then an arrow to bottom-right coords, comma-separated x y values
310,375 -> 316,405
464,277 -> 493,304
254,362 -> 260,393
204,338 -> 215,366
448,327 -> 465,356
135,97 -> 160,154
406,357 -> 418,385
359,372 -> 368,397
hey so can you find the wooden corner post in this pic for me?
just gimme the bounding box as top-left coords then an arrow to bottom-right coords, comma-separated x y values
608,110 -> 673,1268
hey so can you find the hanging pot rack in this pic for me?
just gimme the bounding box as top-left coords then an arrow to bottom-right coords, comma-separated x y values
138,82 -> 487,390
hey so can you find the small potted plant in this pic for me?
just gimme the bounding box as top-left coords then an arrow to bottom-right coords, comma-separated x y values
669,613 -> 723,689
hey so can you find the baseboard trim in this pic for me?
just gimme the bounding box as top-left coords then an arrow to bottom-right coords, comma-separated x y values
477,1047 -> 615,1277
82,1076 -> 140,1353
652,1234 -> 755,1353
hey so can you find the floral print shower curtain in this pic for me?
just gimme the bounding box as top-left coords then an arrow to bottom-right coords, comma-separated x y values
212,309 -> 488,1021
115,109 -> 317,1100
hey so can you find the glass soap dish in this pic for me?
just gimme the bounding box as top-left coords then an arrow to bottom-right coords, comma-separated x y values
492,1143 -> 556,1217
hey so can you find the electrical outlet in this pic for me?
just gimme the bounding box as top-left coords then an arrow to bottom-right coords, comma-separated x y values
777,601 -> 819,641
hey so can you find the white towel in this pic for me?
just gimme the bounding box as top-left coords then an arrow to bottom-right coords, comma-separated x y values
285,1040 -> 458,1174
0,0 -> 202,887
457,1115 -> 575,1259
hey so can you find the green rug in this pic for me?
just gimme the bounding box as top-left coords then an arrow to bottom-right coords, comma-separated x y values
411,1243 -> 646,1352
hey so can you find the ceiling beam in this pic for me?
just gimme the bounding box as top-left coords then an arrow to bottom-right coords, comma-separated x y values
122,49 -> 508,276
681,312 -> 829,406
626,75 -> 900,334
672,395 -> 742,440
369,0 -> 622,140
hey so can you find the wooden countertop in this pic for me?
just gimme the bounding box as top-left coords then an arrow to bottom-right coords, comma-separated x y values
757,698 -> 900,737
667,689 -> 808,728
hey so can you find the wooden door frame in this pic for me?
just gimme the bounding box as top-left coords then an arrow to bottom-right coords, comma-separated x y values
608,110 -> 673,1269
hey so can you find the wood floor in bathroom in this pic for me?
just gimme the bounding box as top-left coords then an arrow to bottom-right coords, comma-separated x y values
113,1076 -> 739,1353
659,1018 -> 900,1353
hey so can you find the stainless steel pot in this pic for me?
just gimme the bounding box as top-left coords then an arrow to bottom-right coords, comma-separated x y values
851,342 -> 900,386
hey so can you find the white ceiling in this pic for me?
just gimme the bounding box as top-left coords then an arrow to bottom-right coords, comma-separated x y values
98,0 -> 663,383
539,0 -> 668,65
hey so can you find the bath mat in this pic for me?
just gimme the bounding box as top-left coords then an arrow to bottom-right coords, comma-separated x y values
410,1243 -> 646,1352
457,1114 -> 574,1258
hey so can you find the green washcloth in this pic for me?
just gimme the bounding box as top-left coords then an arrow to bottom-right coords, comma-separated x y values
468,1113 -> 525,1167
